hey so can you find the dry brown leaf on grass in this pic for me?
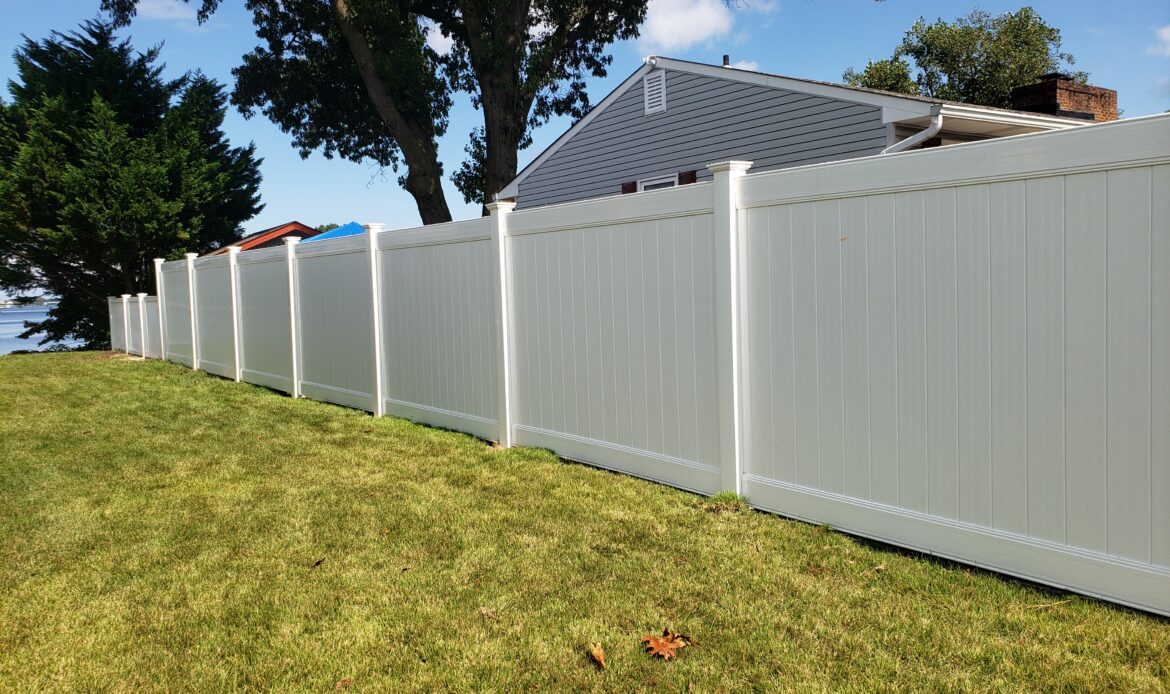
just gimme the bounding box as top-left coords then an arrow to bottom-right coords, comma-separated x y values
333,677 -> 353,690
589,642 -> 606,669
642,629 -> 694,660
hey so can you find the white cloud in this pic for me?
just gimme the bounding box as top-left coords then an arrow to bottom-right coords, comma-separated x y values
728,60 -> 759,71
135,0 -> 197,22
1146,24 -> 1170,57
638,0 -> 779,55
639,0 -> 734,53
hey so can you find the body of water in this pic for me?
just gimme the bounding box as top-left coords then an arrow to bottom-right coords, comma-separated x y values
0,306 -> 82,355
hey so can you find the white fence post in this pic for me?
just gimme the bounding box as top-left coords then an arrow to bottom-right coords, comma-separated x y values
136,292 -> 148,356
364,223 -> 386,417
120,294 -> 132,354
708,160 -> 752,495
186,252 -> 199,369
284,237 -> 301,398
488,201 -> 517,446
153,258 -> 167,359
227,246 -> 243,382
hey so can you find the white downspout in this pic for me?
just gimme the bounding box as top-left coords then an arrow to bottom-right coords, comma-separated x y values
882,110 -> 944,154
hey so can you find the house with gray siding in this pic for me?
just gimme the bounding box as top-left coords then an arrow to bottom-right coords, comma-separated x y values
499,57 -> 1104,209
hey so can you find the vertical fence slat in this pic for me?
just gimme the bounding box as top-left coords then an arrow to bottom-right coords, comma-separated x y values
489,202 -> 517,446
365,224 -> 386,417
186,252 -> 199,369
284,237 -> 301,398
708,160 -> 752,494
153,258 -> 167,359
120,294 -> 131,354
136,292 -> 148,356
227,246 -> 243,381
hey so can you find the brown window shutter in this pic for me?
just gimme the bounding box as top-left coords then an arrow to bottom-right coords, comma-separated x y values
621,181 -> 637,194
678,170 -> 697,185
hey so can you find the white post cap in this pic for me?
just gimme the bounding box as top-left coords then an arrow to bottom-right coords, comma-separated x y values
706,160 -> 753,174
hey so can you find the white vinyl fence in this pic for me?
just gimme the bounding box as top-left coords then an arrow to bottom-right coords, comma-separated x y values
112,114 -> 1170,615
108,293 -> 162,357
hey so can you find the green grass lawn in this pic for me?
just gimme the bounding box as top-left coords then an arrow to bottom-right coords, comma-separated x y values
1,352 -> 1167,692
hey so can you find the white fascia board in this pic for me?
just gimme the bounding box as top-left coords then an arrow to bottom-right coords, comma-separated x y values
496,62 -> 655,200
937,103 -> 1085,131
881,104 -> 935,124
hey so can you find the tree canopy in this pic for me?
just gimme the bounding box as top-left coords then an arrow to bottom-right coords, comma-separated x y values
0,20 -> 263,348
843,7 -> 1086,108
102,0 -> 648,223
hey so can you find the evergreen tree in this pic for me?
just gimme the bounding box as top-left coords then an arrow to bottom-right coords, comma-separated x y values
0,20 -> 263,348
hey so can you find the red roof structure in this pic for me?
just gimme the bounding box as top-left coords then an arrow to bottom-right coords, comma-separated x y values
207,221 -> 320,255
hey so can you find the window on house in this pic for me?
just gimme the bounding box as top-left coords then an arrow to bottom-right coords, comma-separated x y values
643,69 -> 666,115
638,174 -> 678,191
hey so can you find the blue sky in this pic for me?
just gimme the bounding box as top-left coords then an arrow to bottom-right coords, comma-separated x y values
2,0 -> 1168,234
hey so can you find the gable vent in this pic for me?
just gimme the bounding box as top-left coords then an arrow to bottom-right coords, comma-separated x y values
643,69 -> 667,115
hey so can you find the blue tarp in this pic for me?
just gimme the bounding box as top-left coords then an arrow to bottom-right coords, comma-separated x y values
304,221 -> 364,243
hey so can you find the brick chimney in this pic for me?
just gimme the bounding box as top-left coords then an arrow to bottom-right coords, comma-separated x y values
1010,73 -> 1117,122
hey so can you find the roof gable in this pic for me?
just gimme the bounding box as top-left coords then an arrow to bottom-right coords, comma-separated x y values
516,69 -> 887,208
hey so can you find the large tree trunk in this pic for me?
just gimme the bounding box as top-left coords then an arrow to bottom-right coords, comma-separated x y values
458,1 -> 532,210
480,92 -> 526,206
331,0 -> 452,225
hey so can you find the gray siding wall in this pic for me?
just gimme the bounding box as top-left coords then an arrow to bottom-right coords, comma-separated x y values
516,70 -> 888,209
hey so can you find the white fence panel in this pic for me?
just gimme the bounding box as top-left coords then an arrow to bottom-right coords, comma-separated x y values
160,262 -> 193,366
378,219 -> 499,439
193,256 -> 236,378
507,185 -> 723,493
296,235 -> 375,411
737,116 -> 1170,615
143,297 -> 163,358
237,247 -> 295,393
108,297 -> 126,351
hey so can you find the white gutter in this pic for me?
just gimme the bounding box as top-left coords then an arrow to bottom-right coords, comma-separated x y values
882,109 -> 944,154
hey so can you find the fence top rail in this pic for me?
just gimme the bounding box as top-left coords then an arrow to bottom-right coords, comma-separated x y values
234,245 -> 285,264
377,216 -> 491,251
159,260 -> 188,273
738,112 -> 1170,209
507,180 -> 715,236
294,231 -> 367,259
192,254 -> 232,270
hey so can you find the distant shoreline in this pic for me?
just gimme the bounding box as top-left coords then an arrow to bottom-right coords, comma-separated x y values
0,305 -> 81,355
